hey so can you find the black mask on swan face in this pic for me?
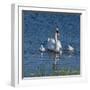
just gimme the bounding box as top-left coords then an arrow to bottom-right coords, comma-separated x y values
56,30 -> 59,33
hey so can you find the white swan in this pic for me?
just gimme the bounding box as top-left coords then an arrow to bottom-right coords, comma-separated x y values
39,45 -> 45,52
68,45 -> 74,52
47,27 -> 62,54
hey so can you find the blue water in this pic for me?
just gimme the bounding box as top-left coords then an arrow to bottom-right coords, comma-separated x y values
22,10 -> 80,77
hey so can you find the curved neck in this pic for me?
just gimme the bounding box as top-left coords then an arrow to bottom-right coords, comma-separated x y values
55,33 -> 58,42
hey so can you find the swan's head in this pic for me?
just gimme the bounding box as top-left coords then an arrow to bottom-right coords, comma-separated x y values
56,27 -> 60,36
56,27 -> 59,33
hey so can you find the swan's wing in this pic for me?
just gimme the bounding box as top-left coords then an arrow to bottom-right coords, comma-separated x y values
47,38 -> 55,50
68,45 -> 74,51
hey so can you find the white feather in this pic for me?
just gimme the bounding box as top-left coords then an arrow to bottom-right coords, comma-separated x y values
39,45 -> 45,52
68,45 -> 74,51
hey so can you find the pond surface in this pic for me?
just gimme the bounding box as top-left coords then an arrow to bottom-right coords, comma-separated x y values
23,50 -> 80,77
22,10 -> 80,77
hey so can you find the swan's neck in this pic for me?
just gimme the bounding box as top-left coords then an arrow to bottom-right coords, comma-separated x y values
55,33 -> 58,51
55,33 -> 58,42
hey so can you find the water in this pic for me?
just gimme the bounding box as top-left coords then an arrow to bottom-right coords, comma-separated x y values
22,10 -> 80,77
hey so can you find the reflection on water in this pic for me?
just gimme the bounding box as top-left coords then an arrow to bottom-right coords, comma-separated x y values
24,50 -> 80,77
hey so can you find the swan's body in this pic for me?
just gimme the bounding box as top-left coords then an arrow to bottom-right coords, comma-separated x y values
47,38 -> 62,52
39,45 -> 45,52
68,45 -> 74,52
47,28 -> 62,54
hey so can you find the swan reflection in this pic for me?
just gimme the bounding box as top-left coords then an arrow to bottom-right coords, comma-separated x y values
52,53 -> 61,70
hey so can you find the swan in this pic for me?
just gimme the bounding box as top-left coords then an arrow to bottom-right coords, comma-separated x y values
39,45 -> 45,52
68,45 -> 74,52
47,27 -> 62,54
